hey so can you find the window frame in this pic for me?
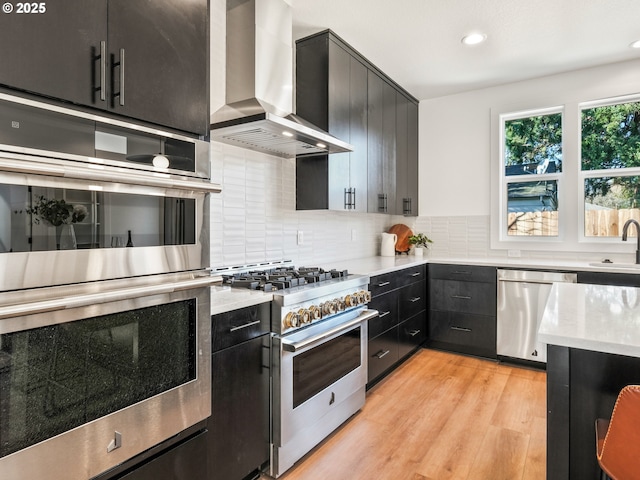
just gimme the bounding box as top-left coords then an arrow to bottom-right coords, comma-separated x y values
495,106 -> 566,245
491,94 -> 640,254
578,94 -> 640,244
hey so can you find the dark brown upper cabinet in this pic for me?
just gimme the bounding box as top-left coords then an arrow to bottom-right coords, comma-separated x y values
0,0 -> 208,136
295,30 -> 418,215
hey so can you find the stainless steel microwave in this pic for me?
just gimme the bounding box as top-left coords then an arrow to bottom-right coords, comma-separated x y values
0,92 -> 220,291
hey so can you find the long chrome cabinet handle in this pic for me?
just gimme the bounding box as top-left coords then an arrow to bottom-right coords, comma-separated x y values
408,329 -> 421,337
451,326 -> 472,332
119,48 -> 125,106
377,281 -> 390,287
99,41 -> 106,101
410,272 -> 421,277
229,320 -> 261,332
0,276 -> 218,320
378,311 -> 391,318
376,350 -> 390,359
451,295 -> 472,300
409,296 -> 421,303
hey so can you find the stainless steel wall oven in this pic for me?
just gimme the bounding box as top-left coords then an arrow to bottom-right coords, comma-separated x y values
0,92 -> 220,479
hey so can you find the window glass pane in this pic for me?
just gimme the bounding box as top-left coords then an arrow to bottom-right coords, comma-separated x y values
581,101 -> 640,171
504,113 -> 562,176
584,176 -> 640,237
507,180 -> 558,236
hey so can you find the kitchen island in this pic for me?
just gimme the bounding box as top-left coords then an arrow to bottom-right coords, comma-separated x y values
539,282 -> 640,480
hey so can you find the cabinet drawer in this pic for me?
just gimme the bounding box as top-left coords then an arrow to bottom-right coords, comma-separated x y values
211,302 -> 271,352
368,290 -> 399,339
428,310 -> 496,355
399,280 -> 427,319
429,279 -> 495,316
369,264 -> 426,297
367,327 -> 399,384
429,264 -> 496,283
398,312 -> 426,359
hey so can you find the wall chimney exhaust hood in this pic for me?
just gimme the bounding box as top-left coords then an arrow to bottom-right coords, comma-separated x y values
210,0 -> 353,158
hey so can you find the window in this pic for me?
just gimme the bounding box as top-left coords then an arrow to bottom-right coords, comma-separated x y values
581,99 -> 640,238
500,109 -> 563,237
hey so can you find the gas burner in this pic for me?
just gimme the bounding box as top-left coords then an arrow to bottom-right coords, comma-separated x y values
222,266 -> 350,291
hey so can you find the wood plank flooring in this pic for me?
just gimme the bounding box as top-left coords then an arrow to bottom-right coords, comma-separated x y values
276,348 -> 546,480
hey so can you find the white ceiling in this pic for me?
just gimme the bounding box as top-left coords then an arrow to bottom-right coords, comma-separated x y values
291,0 -> 640,100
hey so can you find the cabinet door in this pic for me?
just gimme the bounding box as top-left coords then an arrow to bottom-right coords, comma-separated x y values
367,72 -> 396,214
398,312 -> 426,359
368,289 -> 399,339
107,0 -> 208,134
348,56 -> 368,212
406,101 -> 419,215
327,40 -> 352,210
395,92 -> 409,215
119,430 -> 207,480
0,1 -> 107,106
368,326 -> 399,385
209,335 -> 270,480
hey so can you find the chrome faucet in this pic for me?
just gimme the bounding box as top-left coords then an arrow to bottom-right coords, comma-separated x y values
622,219 -> 640,264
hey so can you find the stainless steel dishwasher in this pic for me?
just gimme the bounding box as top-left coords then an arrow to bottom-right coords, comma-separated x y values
497,269 -> 576,364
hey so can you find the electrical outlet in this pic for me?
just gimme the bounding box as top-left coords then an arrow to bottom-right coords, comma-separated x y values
351,229 -> 357,241
297,230 -> 304,245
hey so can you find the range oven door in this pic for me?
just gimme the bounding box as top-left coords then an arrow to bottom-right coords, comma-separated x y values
0,273 -> 215,480
271,307 -> 377,477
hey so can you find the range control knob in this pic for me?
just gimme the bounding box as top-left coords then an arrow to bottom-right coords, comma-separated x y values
283,311 -> 299,329
335,298 -> 345,311
309,305 -> 322,320
298,308 -> 311,324
363,290 -> 372,303
344,294 -> 354,307
322,301 -> 336,315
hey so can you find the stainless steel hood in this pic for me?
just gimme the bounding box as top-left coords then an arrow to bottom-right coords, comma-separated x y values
210,0 -> 353,158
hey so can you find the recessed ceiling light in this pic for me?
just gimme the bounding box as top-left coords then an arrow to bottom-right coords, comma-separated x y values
630,40 -> 640,49
461,33 -> 487,46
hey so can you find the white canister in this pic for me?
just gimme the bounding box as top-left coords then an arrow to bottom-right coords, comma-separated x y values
380,232 -> 397,257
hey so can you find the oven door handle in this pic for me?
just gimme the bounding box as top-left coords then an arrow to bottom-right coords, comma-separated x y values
281,309 -> 378,353
0,276 -> 220,320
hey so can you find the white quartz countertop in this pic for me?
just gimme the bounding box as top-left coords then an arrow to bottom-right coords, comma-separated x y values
539,282 -> 640,358
210,285 -> 272,316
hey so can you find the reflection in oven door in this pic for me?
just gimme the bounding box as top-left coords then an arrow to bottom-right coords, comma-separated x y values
270,308 -> 377,477
0,273 -> 214,480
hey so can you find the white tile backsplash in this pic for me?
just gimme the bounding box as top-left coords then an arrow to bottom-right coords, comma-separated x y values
212,143 -> 625,267
210,144 -> 399,268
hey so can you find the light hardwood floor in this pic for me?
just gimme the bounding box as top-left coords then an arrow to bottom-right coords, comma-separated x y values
277,348 -> 546,480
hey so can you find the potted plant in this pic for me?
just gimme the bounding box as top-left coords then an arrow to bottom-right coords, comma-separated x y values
408,233 -> 433,256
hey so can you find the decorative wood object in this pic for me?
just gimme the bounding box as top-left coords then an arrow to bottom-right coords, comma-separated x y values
388,224 -> 413,253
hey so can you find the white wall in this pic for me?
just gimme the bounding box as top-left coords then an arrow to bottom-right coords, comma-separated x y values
419,58 -> 640,217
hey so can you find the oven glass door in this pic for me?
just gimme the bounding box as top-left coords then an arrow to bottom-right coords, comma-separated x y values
293,327 -> 361,408
0,275 -> 212,480
0,299 -> 196,459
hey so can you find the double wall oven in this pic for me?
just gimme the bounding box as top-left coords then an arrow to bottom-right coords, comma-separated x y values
0,92 -> 220,480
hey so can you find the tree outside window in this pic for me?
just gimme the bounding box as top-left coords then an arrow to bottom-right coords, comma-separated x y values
582,101 -> 640,237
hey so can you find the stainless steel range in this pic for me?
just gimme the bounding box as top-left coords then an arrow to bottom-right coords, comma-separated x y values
222,265 -> 377,477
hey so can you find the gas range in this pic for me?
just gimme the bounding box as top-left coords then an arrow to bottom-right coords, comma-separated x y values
219,264 -> 371,335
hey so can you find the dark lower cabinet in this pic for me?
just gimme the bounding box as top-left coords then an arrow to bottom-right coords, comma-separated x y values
93,423 -> 208,480
427,264 -> 497,359
367,264 -> 427,388
547,345 -> 640,480
368,326 -> 399,382
207,303 -> 271,480
117,430 -> 208,480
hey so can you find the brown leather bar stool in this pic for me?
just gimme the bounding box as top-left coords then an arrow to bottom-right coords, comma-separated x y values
595,385 -> 640,480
